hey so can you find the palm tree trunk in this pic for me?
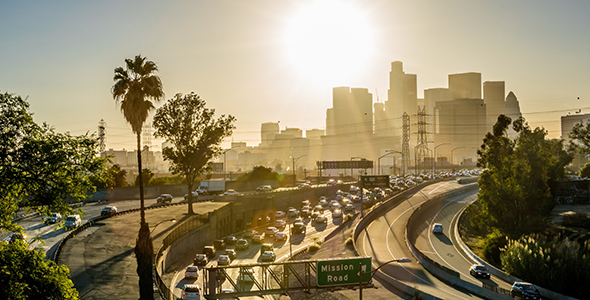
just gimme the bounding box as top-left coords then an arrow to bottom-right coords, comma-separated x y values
135,131 -> 154,300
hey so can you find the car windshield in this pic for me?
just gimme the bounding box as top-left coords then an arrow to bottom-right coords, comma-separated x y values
66,217 -> 76,221
184,286 -> 200,292
475,266 -> 486,271
186,266 -> 198,272
196,254 -> 205,259
523,285 -> 537,292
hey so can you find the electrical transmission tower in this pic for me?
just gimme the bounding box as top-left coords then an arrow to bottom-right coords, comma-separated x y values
98,119 -> 106,154
401,112 -> 410,176
414,106 -> 430,174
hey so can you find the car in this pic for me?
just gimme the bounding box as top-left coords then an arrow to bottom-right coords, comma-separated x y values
224,235 -> 237,245
341,198 -> 352,206
156,194 -> 173,203
469,264 -> 490,278
301,205 -> 312,212
251,234 -> 263,244
293,217 -> 303,224
274,232 -> 287,241
9,232 -> 27,244
337,180 -> 343,184
300,209 -> 310,218
217,254 -> 231,265
224,249 -> 237,260
243,229 -> 256,238
239,268 -> 254,282
311,211 -> 320,220
287,208 -> 300,218
319,195 -> 327,201
261,250 -> 276,262
301,200 -> 311,207
349,185 -> 359,192
319,199 -> 328,207
344,204 -> 355,212
193,254 -> 208,266
265,227 -> 278,237
100,206 -> 117,217
332,209 -> 343,218
214,239 -> 226,250
181,284 -> 201,300
327,179 -> 337,185
223,189 -> 239,195
511,282 -> 541,300
274,220 -> 286,229
274,211 -> 286,218
203,246 -> 216,258
297,183 -> 311,189
260,243 -> 274,253
184,192 -> 199,201
185,266 -> 199,279
315,215 -> 327,224
291,222 -> 306,234
43,212 -> 62,224
256,185 -> 272,192
313,205 -> 324,213
219,289 -> 238,299
64,214 -> 82,229
235,239 -> 249,250
432,223 -> 443,234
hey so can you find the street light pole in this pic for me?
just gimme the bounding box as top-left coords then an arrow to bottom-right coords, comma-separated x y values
358,258 -> 411,300
150,218 -> 177,234
377,150 -> 403,175
433,143 -> 450,174
291,155 -> 307,186
450,146 -> 465,168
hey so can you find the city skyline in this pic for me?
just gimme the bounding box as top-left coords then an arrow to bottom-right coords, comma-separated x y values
2,0 -> 589,151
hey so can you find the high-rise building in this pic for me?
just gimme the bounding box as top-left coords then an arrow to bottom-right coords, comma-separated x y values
504,91 -> 522,139
260,122 -> 280,147
384,61 -> 417,136
483,81 -> 505,130
326,87 -> 373,136
449,72 -> 481,100
282,127 -> 303,138
374,102 -> 387,135
435,99 -> 487,165
425,88 -> 453,146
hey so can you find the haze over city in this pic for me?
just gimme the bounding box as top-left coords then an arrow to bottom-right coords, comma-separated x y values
2,0 -> 589,151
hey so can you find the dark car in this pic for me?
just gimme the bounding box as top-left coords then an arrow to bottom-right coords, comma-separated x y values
511,282 -> 541,300
156,194 -> 173,203
469,264 -> 490,278
224,235 -> 237,245
193,254 -> 208,266
291,222 -> 306,234
100,206 -> 117,217
43,213 -> 62,224
214,239 -> 226,251
203,246 -> 216,258
260,243 -> 273,254
235,239 -> 249,250
224,249 -> 236,260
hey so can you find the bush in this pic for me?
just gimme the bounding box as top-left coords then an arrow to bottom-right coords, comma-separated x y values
481,231 -> 507,268
343,214 -> 354,222
307,243 -> 321,252
562,212 -> 590,228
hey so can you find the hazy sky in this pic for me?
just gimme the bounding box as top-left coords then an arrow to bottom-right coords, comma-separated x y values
2,0 -> 589,151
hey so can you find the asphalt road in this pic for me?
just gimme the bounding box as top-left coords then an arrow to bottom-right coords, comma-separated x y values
357,180 -> 486,299
411,190 -> 512,291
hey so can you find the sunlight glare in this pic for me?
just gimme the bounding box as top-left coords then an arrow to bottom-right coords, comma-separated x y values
283,1 -> 374,85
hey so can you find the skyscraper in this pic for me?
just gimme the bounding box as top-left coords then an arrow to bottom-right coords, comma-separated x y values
504,91 -> 522,139
483,81 -> 505,131
384,61 -> 417,136
449,72 -> 481,100
260,122 -> 279,147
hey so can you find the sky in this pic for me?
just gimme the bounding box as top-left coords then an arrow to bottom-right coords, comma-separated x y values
2,0 -> 589,151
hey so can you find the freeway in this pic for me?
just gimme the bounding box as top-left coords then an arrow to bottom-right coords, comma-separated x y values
411,189 -> 513,291
170,198 -> 355,299
357,180 -> 486,299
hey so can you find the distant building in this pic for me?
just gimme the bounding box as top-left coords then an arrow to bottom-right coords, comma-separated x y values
449,72 -> 481,100
483,81 -> 505,131
425,88 -> 453,145
384,61 -> 417,136
260,122 -> 280,148
504,91 -> 522,139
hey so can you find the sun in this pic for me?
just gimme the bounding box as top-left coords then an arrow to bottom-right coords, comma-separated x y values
282,1 -> 374,85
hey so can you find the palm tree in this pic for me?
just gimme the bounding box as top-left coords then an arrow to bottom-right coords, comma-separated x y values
112,55 -> 163,300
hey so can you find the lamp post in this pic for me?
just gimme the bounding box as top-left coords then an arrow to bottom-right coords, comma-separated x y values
222,148 -> 230,186
150,218 -> 177,234
291,155 -> 307,186
433,143 -> 450,174
377,150 -> 403,175
450,146 -> 465,167
358,258 -> 411,300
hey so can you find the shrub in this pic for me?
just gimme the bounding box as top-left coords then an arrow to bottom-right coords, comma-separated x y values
343,214 -> 354,222
562,212 -> 589,228
307,243 -> 321,252
481,231 -> 507,268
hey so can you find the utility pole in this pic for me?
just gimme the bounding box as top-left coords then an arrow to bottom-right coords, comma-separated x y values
402,112 -> 410,176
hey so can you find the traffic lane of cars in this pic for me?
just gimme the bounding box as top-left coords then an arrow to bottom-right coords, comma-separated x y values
357,180 -> 485,300
171,210 -> 340,298
415,191 -> 513,290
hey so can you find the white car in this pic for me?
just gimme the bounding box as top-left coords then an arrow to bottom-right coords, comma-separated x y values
274,219 -> 286,229
274,232 -> 287,242
223,189 -> 239,195
265,226 -> 278,237
182,284 -> 201,300
432,223 -> 443,233
64,214 -> 81,229
184,266 -> 199,279
274,211 -> 286,219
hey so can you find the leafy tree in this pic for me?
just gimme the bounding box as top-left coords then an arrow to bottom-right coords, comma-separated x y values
149,175 -> 186,186
112,55 -> 163,300
1,92 -> 103,298
153,92 -> 235,214
568,121 -> 590,153
579,162 -> 590,178
134,168 -> 154,186
0,242 -> 78,299
237,166 -> 281,182
90,164 -> 128,188
475,115 -> 572,239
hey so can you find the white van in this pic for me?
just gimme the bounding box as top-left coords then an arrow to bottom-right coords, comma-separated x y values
64,215 -> 82,229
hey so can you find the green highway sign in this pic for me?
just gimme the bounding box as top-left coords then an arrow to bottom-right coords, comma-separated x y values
317,257 -> 372,287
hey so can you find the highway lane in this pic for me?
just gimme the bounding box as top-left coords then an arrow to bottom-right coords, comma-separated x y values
357,180 -> 486,299
413,189 -> 513,291
15,196 -> 186,258
170,200 -> 355,298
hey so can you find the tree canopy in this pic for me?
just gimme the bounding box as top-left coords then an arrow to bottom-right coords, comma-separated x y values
237,166 -> 282,182
153,92 -> 236,214
474,115 -> 572,239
